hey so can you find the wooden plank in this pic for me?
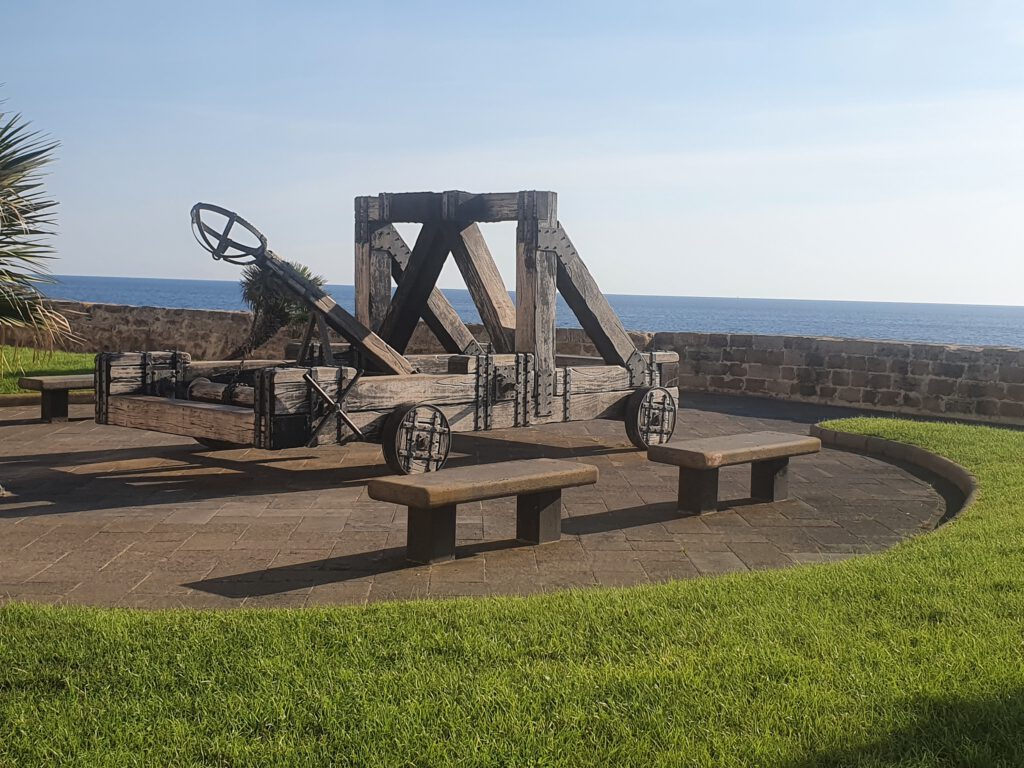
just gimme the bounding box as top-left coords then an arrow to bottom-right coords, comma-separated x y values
446,354 -> 522,374
355,247 -> 392,330
405,354 -> 457,374
555,352 -> 678,368
183,360 -> 286,381
18,375 -> 94,391
452,192 -> 520,222
344,372 -> 478,411
447,222 -> 516,353
377,223 -> 449,354
554,365 -> 632,396
360,191 -> 537,223
261,252 -> 413,375
374,225 -> 480,354
107,395 -> 254,444
542,224 -> 646,384
516,218 -> 557,416
187,378 -> 256,408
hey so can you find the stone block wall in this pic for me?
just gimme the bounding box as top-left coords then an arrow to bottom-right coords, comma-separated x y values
650,332 -> 1024,426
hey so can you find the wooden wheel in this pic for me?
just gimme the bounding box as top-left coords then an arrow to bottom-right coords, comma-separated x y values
625,387 -> 677,449
381,403 -> 452,474
195,437 -> 246,450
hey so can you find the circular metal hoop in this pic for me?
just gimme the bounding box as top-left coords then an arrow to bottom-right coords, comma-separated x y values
190,202 -> 268,264
381,403 -> 452,474
625,386 -> 677,449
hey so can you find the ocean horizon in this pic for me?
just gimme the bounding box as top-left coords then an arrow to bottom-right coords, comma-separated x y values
43,274 -> 1024,349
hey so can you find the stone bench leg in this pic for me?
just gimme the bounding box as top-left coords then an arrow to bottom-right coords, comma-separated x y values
516,489 -> 562,545
751,457 -> 789,502
406,504 -> 457,564
41,390 -> 69,423
678,467 -> 719,515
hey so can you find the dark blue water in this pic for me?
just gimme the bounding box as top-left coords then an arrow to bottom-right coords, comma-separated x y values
45,275 -> 1024,348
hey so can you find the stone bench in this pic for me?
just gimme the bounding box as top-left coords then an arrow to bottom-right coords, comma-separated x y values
17,374 -> 94,423
648,431 -> 821,515
367,458 -> 599,564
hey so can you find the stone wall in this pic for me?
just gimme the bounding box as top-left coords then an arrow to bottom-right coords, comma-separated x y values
24,301 -> 293,360
27,300 -> 1024,426
650,332 -> 1024,426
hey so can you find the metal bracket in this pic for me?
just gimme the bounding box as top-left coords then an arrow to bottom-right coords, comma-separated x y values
304,368 -> 364,447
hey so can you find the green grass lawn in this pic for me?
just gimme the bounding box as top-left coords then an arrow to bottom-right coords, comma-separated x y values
0,346 -> 94,394
1,418 -> 1022,766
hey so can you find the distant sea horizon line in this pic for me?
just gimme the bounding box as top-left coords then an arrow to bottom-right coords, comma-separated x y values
41,274 -> 1024,348
45,274 -> 1023,311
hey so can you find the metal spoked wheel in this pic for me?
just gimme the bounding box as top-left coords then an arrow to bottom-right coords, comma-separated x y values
625,386 -> 677,449
381,403 -> 452,474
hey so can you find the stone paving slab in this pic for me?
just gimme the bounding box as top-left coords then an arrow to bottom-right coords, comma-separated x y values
0,394 -> 954,608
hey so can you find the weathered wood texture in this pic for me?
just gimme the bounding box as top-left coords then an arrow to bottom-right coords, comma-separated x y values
107,395 -> 254,445
261,252 -> 413,375
367,457 -> 597,508
446,222 -> 516,353
183,360 -> 286,381
374,225 -> 480,355
187,377 -> 255,408
516,217 -> 558,416
357,191 -> 553,224
541,224 -> 645,384
648,431 -> 821,470
354,196 -> 391,329
18,374 -> 93,391
377,223 -> 449,354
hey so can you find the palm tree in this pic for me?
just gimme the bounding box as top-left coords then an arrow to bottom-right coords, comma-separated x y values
0,102 -> 72,366
231,260 -> 326,358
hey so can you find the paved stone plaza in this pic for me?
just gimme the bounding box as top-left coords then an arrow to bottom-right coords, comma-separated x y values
0,394 -> 955,608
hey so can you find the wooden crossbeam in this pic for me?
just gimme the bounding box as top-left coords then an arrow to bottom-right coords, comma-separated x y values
355,190 -> 557,224
261,253 -> 413,375
373,225 -> 482,355
540,224 -> 647,385
377,223 -> 450,354
446,222 -> 516,353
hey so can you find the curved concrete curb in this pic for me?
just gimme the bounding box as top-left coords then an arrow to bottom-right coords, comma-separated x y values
810,424 -> 978,516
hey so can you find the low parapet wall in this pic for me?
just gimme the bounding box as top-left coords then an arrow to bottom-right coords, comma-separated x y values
29,300 -> 1024,426
649,332 -> 1024,426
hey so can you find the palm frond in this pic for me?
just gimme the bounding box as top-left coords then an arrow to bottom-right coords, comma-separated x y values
0,99 -> 74,371
232,260 -> 326,358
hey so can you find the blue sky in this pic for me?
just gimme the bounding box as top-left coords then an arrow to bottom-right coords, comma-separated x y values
3,1 -> 1023,303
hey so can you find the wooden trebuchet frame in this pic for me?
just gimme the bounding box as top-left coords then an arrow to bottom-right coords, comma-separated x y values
94,191 -> 679,474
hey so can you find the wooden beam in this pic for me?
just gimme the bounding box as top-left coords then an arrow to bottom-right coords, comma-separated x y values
357,191 -> 557,224
515,216 -> 557,416
447,222 -> 516,353
542,224 -> 647,385
261,253 -> 414,375
354,198 -> 391,329
377,223 -> 450,354
374,225 -> 481,355
107,395 -> 255,445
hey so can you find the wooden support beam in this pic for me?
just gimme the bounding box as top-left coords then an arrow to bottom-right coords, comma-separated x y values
377,223 -> 450,354
358,191 -> 548,224
516,212 -> 557,416
542,223 -> 647,386
261,253 -> 413,375
354,197 -> 391,329
374,225 -> 481,355
446,222 -> 516,353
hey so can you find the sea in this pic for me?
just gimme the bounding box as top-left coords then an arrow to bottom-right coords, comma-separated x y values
44,274 -> 1024,348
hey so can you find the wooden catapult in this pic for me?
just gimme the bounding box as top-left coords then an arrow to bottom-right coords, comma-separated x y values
95,191 -> 679,473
